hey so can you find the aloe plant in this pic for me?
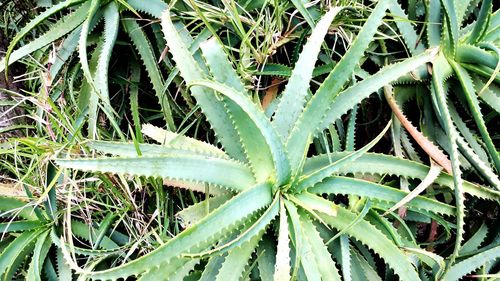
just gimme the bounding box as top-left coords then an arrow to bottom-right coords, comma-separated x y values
385,0 -> 500,276
0,0 -> 179,138
53,1 -> 500,280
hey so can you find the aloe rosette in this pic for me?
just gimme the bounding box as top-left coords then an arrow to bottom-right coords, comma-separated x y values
50,0 -> 500,280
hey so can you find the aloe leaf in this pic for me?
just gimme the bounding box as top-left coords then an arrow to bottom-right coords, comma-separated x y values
0,229 -> 44,280
86,1 -> 120,139
339,235 -> 352,281
293,192 -> 338,218
296,122 -> 390,191
467,0 -> 492,44
286,0 -> 391,170
0,197 -> 39,221
456,135 -> 500,190
351,250 -> 382,280
49,26 -> 81,80
383,161 -> 443,215
215,231 -> 265,281
304,153 -> 500,201
450,61 -> 500,172
0,221 -> 43,233
141,124 -> 227,157
88,140 -> 227,159
439,0 -> 458,56
84,183 -> 273,280
184,194 -> 278,258
456,44 -> 497,70
272,7 -> 344,141
3,0 -> 85,76
318,49 -> 436,134
161,9 -> 246,162
310,176 -> 455,216
190,79 -> 291,185
388,0 -> 426,55
177,194 -> 232,228
199,253 -> 227,281
26,230 -> 51,281
126,0 -> 167,18
290,0 -> 315,27
316,201 -> 420,280
137,258 -> 199,281
70,220 -> 119,250
426,0 -> 441,47
56,154 -> 255,192
472,74 -> 500,114
200,37 -> 246,93
56,247 -> 72,280
0,1 -> 91,73
459,223 -> 489,256
404,247 -> 445,277
123,19 -> 175,130
431,54 -> 465,266
442,245 -> 500,281
257,238 -> 276,281
199,40 -> 285,183
385,85 -> 452,173
298,228 -> 322,281
94,1 -> 119,110
274,200 -> 291,281
299,212 -> 341,280
78,0 -> 100,91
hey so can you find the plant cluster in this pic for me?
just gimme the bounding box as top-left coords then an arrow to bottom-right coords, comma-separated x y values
0,0 -> 499,280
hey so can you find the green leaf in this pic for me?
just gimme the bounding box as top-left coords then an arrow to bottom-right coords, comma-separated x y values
3,0 -> 85,76
190,80 -> 291,185
304,152 -> 500,201
431,54 -> 465,266
0,1 -> 91,73
296,122 -> 390,192
257,238 -> 276,281
199,40 -> 285,183
0,221 -> 43,233
299,212 -> 341,281
126,0 -> 167,18
26,230 -> 51,281
0,197 -> 39,221
290,0 -> 315,27
123,19 -> 176,130
78,0 -> 101,92
215,231 -> 264,281
317,202 -> 420,281
467,0 -> 492,44
161,9 -> 247,162
272,7 -> 344,141
0,229 -> 44,280
87,140 -> 227,159
450,61 -> 500,172
286,0 -> 391,171
442,245 -> 500,281
459,223 -> 488,255
84,183 -> 273,280
94,1 -> 120,111
275,200 -> 291,281
200,38 -> 246,93
388,0 -> 426,56
318,49 -> 436,134
439,0 -> 458,56
310,176 -> 455,216
56,154 -> 255,192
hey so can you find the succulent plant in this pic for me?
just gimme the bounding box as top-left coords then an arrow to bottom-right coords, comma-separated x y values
52,1 -> 499,280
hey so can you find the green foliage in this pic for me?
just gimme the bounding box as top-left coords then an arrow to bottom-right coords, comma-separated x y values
1,0 -> 499,280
